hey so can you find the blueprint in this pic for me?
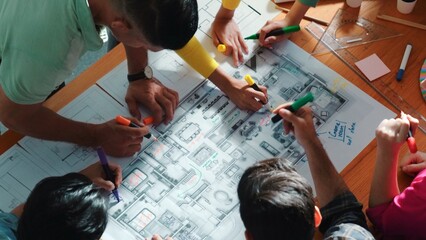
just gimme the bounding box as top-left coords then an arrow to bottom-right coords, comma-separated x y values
0,0 -> 396,239
0,122 -> 8,136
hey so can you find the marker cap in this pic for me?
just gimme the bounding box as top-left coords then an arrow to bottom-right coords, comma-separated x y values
244,74 -> 255,86
407,137 -> 417,153
396,69 -> 405,81
143,116 -> 155,125
217,44 -> 226,53
116,115 -> 131,126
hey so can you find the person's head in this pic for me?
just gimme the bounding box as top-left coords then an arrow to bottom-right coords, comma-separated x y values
237,158 -> 322,240
17,173 -> 109,240
108,0 -> 198,51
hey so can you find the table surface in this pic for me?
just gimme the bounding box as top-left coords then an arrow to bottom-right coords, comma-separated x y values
1,0 -> 425,236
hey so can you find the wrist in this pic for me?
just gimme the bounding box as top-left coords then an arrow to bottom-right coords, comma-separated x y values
127,66 -> 153,82
216,6 -> 235,19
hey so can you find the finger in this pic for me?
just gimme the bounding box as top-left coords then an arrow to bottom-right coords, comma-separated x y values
406,114 -> 419,135
212,34 -> 220,47
93,178 -> 116,191
247,88 -> 268,105
151,234 -> 161,240
163,89 -> 179,111
126,98 -> 141,120
109,164 -> 123,186
156,95 -> 174,124
238,34 -> 249,54
402,163 -> 426,176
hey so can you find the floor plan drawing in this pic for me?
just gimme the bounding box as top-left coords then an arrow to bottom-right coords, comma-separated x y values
101,40 -> 394,239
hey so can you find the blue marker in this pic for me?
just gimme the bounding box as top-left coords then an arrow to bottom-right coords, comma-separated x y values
397,43 -> 412,81
96,147 -> 120,202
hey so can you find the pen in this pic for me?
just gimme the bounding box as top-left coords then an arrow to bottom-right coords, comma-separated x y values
115,115 -> 156,140
244,74 -> 267,105
244,25 -> 300,40
96,147 -> 120,202
217,44 -> 226,53
271,92 -> 314,123
396,43 -> 412,81
407,127 -> 418,153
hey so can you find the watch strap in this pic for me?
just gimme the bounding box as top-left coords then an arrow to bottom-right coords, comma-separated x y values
127,71 -> 148,82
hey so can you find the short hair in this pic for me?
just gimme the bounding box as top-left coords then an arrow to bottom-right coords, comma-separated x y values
17,173 -> 109,240
113,0 -> 198,50
237,158 -> 315,240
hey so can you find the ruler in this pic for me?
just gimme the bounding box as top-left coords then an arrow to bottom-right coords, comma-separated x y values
306,21 -> 426,134
312,8 -> 402,54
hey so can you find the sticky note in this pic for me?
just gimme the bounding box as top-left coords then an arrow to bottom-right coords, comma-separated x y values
355,54 -> 391,81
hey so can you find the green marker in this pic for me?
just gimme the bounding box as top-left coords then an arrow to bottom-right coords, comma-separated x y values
244,25 -> 300,40
271,92 -> 314,123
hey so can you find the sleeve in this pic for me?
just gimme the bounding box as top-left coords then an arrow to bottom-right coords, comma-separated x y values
175,36 -> 219,79
366,168 -> 426,237
319,191 -> 369,234
222,0 -> 241,10
0,211 -> 19,240
298,0 -> 319,7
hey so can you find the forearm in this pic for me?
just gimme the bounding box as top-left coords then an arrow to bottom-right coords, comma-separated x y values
369,146 -> 400,207
124,45 -> 148,74
303,138 -> 349,207
284,0 -> 311,25
2,104 -> 99,147
216,5 -> 235,19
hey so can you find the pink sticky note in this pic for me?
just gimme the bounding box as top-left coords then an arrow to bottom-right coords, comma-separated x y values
355,54 -> 390,81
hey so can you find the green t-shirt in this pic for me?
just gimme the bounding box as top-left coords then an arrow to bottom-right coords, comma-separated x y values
0,0 -> 103,104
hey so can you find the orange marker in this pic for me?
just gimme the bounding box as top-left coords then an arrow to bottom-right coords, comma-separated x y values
143,116 -> 154,125
116,115 -> 157,140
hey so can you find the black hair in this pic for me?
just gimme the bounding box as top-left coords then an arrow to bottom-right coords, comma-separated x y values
237,158 -> 315,240
17,173 -> 109,240
120,0 -> 198,50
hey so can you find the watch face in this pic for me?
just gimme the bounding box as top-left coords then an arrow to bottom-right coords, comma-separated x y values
144,66 -> 153,79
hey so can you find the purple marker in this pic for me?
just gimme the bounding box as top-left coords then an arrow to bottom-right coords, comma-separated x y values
96,147 -> 120,202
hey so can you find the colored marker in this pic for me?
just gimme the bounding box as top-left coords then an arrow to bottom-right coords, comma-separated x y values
407,127 -> 418,153
244,74 -> 267,105
96,147 -> 120,202
115,115 -> 156,140
244,25 -> 300,40
217,44 -> 226,53
396,43 -> 412,81
271,92 -> 314,123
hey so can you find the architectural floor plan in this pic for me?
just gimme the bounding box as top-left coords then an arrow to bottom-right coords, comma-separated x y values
0,0 -> 395,239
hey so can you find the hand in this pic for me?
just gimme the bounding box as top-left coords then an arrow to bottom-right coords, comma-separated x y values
401,151 -> 426,177
147,234 -> 173,240
221,77 -> 268,111
274,106 -> 318,147
375,112 -> 418,151
79,162 -> 122,191
258,19 -> 292,49
95,118 -> 149,157
212,16 -> 248,67
125,78 -> 179,125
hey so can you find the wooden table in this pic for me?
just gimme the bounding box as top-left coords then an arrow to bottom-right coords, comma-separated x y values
1,0 -> 425,236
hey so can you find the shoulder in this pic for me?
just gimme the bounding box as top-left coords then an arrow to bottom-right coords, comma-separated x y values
323,223 -> 375,240
0,211 -> 18,240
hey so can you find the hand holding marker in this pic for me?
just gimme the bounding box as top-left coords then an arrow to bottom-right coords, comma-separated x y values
244,25 -> 300,40
271,92 -> 314,123
96,147 -> 120,202
115,115 -> 157,141
244,74 -> 267,105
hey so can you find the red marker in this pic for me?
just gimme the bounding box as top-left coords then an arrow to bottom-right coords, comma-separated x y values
115,115 -> 157,141
407,127 -> 417,153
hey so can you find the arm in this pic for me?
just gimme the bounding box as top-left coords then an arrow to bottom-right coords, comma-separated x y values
175,37 -> 267,111
0,87 -> 147,157
276,106 -> 347,206
212,0 -> 248,66
124,45 -> 179,124
368,113 -> 419,208
258,0 -> 314,48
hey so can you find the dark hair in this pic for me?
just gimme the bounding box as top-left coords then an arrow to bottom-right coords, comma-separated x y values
17,173 -> 109,240
119,0 -> 198,50
237,158 -> 315,240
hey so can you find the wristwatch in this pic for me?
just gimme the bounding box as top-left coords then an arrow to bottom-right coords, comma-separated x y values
127,66 -> 153,82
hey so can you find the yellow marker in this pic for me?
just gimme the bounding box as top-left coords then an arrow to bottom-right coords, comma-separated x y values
217,44 -> 227,53
244,74 -> 270,107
